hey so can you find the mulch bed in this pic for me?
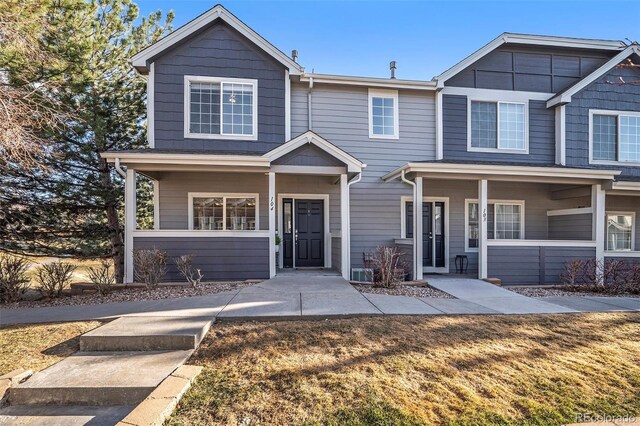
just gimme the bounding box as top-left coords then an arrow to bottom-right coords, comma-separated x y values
353,282 -> 454,298
3,281 -> 259,309
507,286 -> 640,298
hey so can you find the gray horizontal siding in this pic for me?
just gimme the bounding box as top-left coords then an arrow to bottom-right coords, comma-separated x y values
331,236 -> 341,274
565,61 -> 640,178
133,237 -> 269,281
488,246 -> 596,285
153,21 -> 285,153
446,45 -> 611,93
291,83 -> 436,270
548,214 -> 592,240
442,95 -> 555,164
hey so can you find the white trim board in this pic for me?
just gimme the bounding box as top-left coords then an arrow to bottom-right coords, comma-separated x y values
132,230 -> 270,238
546,207 -> 593,217
487,239 -> 597,248
441,86 -> 554,101
605,250 -> 640,258
368,88 -> 399,140
147,63 -> 155,148
131,4 -> 303,75
187,192 -> 260,231
400,195 -> 450,273
276,193 -> 331,269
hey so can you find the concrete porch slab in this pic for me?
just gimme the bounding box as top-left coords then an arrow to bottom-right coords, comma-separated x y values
0,405 -> 134,426
538,296 -> 637,312
9,350 -> 192,406
217,291 -> 301,318
250,274 -> 359,294
300,292 -> 382,317
80,316 -> 213,351
419,298 -> 500,314
362,294 -> 443,315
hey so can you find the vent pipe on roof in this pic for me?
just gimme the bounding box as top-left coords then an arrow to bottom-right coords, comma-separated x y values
390,61 -> 397,79
292,49 -> 298,63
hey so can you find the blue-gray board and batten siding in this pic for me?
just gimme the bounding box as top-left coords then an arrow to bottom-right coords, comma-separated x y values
487,246 -> 596,285
565,58 -> 640,178
152,20 -> 286,154
134,237 -> 270,281
445,45 -> 612,93
442,95 -> 556,164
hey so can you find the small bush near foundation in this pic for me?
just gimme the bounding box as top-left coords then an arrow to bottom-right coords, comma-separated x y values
366,246 -> 407,288
133,248 -> 167,289
0,254 -> 31,303
561,258 -> 640,294
174,255 -> 203,288
36,261 -> 76,298
87,261 -> 116,295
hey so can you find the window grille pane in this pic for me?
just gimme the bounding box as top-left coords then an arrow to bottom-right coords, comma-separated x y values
471,102 -> 497,148
226,198 -> 257,230
607,214 -> 633,251
498,103 -> 525,150
495,204 -> 521,239
193,197 -> 223,230
468,203 -> 479,248
620,115 -> 640,162
593,114 -> 617,161
371,97 -> 395,136
222,83 -> 254,135
189,82 -> 220,134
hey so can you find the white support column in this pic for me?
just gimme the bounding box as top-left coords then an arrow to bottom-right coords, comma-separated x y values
268,172 -> 276,278
415,177 -> 424,280
592,184 -> 606,283
478,179 -> 488,280
340,174 -> 350,280
124,168 -> 136,283
153,180 -> 160,230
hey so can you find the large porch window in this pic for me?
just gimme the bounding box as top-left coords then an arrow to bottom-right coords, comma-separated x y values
465,199 -> 525,251
188,193 -> 258,231
606,212 -> 635,251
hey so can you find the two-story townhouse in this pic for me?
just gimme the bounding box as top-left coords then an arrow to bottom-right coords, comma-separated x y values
102,5 -> 640,286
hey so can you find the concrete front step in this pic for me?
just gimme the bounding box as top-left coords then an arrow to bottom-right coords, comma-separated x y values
80,316 -> 213,351
0,405 -> 134,426
9,350 -> 192,406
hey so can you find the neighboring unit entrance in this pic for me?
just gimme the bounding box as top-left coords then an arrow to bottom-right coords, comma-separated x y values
282,198 -> 325,268
406,201 -> 446,268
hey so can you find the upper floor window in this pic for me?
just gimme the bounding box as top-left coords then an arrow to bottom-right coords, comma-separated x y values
469,100 -> 527,153
184,76 -> 258,140
368,89 -> 399,139
591,110 -> 640,164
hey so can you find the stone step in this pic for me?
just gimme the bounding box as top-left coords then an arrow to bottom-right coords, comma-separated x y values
0,405 -> 134,426
80,316 -> 213,351
9,350 -> 192,406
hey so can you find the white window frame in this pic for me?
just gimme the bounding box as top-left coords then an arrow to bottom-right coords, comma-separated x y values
184,75 -> 258,141
368,89 -> 399,140
589,109 -> 640,166
465,199 -> 526,252
188,192 -> 260,231
467,97 -> 529,154
605,211 -> 636,251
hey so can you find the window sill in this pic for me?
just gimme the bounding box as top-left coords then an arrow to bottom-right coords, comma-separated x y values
590,160 -> 640,167
369,134 -> 399,140
184,132 -> 258,141
467,147 -> 529,155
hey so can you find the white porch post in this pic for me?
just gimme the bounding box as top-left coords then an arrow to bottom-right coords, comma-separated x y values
153,180 -> 160,230
478,179 -> 488,279
124,168 -> 136,283
268,172 -> 276,278
340,173 -> 350,280
592,184 -> 606,283
415,177 -> 423,280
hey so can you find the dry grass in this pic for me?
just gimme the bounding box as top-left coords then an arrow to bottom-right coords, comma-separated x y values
0,321 -> 102,375
170,314 -> 640,426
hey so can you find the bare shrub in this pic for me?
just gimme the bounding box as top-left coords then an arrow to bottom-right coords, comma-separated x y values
0,254 -> 31,303
87,261 -> 116,295
366,246 -> 407,288
561,258 -> 640,294
560,259 -> 586,287
133,248 -> 167,289
174,255 -> 203,288
36,261 -> 76,298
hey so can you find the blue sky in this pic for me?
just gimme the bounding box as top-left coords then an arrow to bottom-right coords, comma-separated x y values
136,1 -> 640,80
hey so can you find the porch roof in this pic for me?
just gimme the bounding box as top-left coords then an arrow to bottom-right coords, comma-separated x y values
382,160 -> 621,184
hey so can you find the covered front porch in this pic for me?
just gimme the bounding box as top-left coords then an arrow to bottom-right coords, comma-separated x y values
384,162 -> 630,285
102,131 -> 365,283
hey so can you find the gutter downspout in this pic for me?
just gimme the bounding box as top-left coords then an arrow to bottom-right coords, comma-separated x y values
308,77 -> 314,130
114,158 -> 126,179
400,169 -> 418,280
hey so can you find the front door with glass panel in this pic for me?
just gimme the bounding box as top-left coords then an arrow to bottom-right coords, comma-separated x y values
406,201 -> 446,268
282,199 -> 325,268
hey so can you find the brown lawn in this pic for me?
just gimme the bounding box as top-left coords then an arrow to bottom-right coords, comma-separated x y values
169,313 -> 640,426
0,321 -> 103,375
